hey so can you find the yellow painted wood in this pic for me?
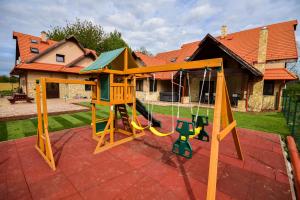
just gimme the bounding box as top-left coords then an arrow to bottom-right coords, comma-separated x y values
93,132 -> 145,154
125,58 -> 222,74
44,77 -> 96,85
224,83 -> 244,161
35,83 -> 44,152
217,120 -> 237,141
39,77 -> 56,170
206,70 -> 224,200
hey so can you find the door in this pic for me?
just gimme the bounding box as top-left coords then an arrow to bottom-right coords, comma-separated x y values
46,83 -> 59,98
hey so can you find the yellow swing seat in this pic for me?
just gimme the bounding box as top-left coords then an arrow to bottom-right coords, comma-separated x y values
131,121 -> 150,130
149,127 -> 174,137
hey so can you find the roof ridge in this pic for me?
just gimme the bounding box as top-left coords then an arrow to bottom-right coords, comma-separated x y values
181,19 -> 298,47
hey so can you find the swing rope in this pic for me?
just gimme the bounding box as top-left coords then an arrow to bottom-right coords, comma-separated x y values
196,69 -> 207,120
131,76 -> 152,130
187,72 -> 193,115
207,69 -> 212,116
149,71 -> 180,137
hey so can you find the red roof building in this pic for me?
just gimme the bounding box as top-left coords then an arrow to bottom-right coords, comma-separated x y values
10,31 -> 97,98
134,20 -> 298,111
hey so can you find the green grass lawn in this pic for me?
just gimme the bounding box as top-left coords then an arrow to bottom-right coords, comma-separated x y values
80,102 -> 289,135
0,102 -> 290,142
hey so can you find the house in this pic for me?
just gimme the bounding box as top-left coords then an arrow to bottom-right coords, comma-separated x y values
133,20 -> 298,112
10,31 -> 97,99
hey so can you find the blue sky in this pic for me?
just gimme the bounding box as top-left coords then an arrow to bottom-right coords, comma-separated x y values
0,0 -> 299,75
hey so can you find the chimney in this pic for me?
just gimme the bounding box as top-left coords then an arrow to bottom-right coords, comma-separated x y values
257,26 -> 268,66
40,31 -> 48,42
221,25 -> 227,39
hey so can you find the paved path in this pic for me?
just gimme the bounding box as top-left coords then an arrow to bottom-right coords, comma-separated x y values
0,98 -> 89,120
0,114 -> 293,199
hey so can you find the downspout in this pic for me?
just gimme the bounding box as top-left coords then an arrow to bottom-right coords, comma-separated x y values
277,80 -> 285,111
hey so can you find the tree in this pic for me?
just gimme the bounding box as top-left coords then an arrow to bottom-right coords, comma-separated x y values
136,46 -> 152,56
47,19 -> 129,55
100,30 -> 129,52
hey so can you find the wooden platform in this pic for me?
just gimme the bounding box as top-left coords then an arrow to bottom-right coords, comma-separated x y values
0,114 -> 292,199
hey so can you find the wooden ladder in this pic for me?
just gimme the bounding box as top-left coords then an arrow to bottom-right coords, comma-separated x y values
116,104 -> 132,132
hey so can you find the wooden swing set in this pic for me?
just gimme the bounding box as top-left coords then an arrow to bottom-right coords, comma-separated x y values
35,47 -> 243,200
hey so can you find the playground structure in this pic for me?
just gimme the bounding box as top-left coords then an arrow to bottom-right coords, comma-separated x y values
35,47 -> 243,200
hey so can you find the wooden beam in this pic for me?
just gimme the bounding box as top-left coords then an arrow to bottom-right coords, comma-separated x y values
206,70 -> 224,200
35,82 -> 44,152
80,68 -> 125,75
43,78 -> 96,85
217,120 -> 237,141
224,83 -> 243,161
125,58 -> 222,74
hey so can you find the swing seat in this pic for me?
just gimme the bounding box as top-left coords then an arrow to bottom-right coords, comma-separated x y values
149,127 -> 174,137
192,115 -> 210,142
131,121 -> 149,130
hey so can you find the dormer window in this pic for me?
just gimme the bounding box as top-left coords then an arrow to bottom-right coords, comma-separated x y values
170,57 -> 177,62
31,39 -> 38,44
30,47 -> 39,54
56,54 -> 65,62
184,56 -> 190,61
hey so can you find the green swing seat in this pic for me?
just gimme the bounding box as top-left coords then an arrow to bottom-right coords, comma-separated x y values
172,115 -> 209,159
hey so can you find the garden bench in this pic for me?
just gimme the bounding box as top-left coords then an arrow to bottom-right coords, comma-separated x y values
7,93 -> 34,104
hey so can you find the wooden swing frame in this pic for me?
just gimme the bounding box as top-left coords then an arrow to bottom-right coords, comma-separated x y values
35,47 -> 243,200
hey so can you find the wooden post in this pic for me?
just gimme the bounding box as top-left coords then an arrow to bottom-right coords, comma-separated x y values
35,81 -> 44,152
132,76 -> 137,137
224,83 -> 243,160
206,68 -> 243,200
206,70 -> 224,200
36,78 -> 56,170
91,83 -> 97,139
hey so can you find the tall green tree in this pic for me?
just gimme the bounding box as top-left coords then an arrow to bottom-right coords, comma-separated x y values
100,30 -> 129,52
47,19 -> 129,55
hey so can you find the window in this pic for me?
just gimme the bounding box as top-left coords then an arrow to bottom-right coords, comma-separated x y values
56,54 -> 65,62
85,79 -> 91,91
263,81 -> 274,95
136,80 -> 143,91
30,47 -> 39,54
31,39 -> 38,44
184,56 -> 190,61
170,57 -> 177,62
149,79 -> 157,92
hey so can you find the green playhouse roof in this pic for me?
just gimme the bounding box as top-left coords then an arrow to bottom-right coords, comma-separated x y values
80,47 -> 125,73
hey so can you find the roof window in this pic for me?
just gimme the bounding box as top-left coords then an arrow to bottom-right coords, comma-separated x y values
56,54 -> 65,62
31,39 -> 38,44
170,57 -> 177,62
30,47 -> 39,54
184,56 -> 190,61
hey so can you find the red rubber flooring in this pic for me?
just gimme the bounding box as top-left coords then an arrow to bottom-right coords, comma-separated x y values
0,114 -> 292,200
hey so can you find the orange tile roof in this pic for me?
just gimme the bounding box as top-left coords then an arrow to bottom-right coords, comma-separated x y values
14,62 -> 83,74
141,20 -> 298,80
13,32 -> 97,62
13,32 -> 57,62
177,20 -> 298,64
134,52 -> 174,80
264,68 -> 298,80
134,52 -> 166,66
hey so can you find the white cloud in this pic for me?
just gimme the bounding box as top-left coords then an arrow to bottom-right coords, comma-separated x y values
0,0 -> 299,75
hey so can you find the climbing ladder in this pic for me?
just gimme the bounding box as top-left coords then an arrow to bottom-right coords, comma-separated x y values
116,104 -> 132,132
